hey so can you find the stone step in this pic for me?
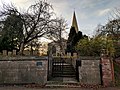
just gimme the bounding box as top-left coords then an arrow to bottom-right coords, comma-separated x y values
45,84 -> 81,88
53,71 -> 76,76
53,72 -> 76,76
53,67 -> 75,70
53,69 -> 75,72
53,70 -> 75,72
53,65 -> 74,69
52,63 -> 76,77
53,74 -> 76,77
53,69 -> 76,74
53,67 -> 74,69
53,65 -> 73,67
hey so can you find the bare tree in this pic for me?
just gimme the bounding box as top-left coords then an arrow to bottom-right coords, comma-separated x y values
46,17 -> 68,55
95,8 -> 120,38
0,1 -> 65,55
94,8 -> 120,57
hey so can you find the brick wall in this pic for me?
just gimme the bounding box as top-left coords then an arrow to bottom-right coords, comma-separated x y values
101,56 -> 114,86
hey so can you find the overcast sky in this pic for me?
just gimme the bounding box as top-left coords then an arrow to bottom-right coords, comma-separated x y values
0,0 -> 120,37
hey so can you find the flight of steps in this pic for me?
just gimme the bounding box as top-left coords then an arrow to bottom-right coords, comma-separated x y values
46,60 -> 78,87
52,63 -> 76,78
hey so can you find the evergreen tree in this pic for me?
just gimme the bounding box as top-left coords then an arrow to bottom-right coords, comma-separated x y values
0,12 -> 23,52
66,27 -> 83,54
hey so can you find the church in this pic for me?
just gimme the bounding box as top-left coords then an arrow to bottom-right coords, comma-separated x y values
48,11 -> 85,56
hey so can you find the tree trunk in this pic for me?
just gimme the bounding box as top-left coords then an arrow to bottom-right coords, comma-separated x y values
19,43 -> 24,55
30,44 -> 33,55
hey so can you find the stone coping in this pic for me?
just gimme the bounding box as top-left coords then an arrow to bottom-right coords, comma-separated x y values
0,56 -> 48,61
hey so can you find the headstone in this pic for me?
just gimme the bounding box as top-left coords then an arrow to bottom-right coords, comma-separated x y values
23,50 -> 30,55
67,53 -> 71,57
67,53 -> 69,56
73,53 -> 77,57
33,50 -> 38,56
8,51 -> 12,56
13,50 -> 16,56
69,53 -> 71,56
3,50 -> 7,56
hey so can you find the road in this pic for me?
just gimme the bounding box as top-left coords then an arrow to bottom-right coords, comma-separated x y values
0,86 -> 120,90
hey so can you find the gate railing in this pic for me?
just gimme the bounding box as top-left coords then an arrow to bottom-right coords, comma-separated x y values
52,53 -> 78,69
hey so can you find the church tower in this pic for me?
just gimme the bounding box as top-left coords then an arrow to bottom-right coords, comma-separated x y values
72,11 -> 79,33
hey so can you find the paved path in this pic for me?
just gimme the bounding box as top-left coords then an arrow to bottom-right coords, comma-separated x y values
0,86 -> 120,90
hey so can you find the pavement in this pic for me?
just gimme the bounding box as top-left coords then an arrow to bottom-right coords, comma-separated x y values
0,86 -> 120,90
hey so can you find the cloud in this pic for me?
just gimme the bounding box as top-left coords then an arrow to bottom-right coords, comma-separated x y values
0,0 -> 120,36
98,8 -> 111,16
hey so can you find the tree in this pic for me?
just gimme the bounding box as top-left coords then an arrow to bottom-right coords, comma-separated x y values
46,17 -> 67,55
0,1 -> 64,55
66,26 -> 83,54
24,39 -> 40,55
66,27 -> 77,53
0,9 -> 23,52
95,8 -> 120,39
75,36 -> 115,56
95,18 -> 120,57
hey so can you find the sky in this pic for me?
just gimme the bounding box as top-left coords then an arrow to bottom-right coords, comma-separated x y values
0,0 -> 120,37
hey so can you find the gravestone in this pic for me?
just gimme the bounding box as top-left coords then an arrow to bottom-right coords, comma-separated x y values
67,53 -> 71,56
73,53 -> 77,57
8,51 -> 12,56
13,50 -> 16,56
3,50 -> 7,56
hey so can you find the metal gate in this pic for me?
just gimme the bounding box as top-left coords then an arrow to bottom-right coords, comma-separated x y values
52,57 -> 64,77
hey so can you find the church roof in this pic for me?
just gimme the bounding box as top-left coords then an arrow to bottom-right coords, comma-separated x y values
72,11 -> 79,33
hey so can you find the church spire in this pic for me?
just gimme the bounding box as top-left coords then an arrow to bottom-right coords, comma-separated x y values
72,11 -> 79,33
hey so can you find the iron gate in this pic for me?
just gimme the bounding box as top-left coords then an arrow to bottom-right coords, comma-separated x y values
52,57 -> 64,77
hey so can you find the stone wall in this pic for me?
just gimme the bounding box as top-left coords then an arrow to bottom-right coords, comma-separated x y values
1,50 -> 40,56
0,56 -> 48,85
78,57 -> 101,85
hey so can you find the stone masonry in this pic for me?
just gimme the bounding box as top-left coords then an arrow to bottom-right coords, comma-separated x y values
79,57 -> 101,85
0,56 -> 48,85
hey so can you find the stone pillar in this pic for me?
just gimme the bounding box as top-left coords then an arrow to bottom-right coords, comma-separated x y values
13,50 -> 16,56
3,50 -> 7,56
72,53 -> 77,68
8,51 -> 12,56
101,56 -> 113,86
